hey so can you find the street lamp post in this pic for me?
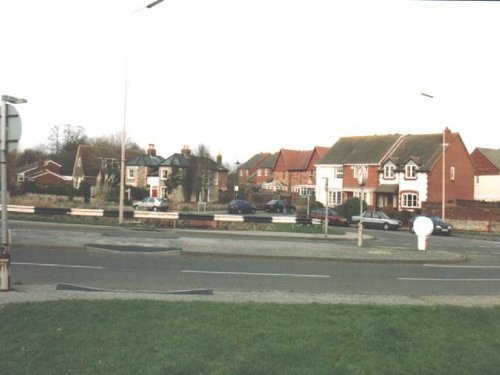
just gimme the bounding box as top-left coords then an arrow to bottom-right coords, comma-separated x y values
119,0 -> 165,225
323,177 -> 329,237
1,95 -> 27,291
421,93 -> 447,221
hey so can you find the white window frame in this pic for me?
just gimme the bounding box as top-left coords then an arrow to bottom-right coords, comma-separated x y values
405,164 -> 417,180
384,164 -> 395,179
327,190 -> 342,206
450,166 -> 455,181
127,168 -> 135,179
335,167 -> 344,179
401,192 -> 419,208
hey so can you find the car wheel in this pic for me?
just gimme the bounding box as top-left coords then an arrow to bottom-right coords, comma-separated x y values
237,208 -> 242,214
251,208 -> 256,214
153,207 -> 158,212
383,223 -> 390,230
288,207 -> 296,214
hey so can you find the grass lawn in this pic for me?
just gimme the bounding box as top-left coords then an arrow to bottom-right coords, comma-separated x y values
1,300 -> 500,374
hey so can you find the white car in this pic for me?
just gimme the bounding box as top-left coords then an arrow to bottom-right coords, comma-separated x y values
132,197 -> 168,211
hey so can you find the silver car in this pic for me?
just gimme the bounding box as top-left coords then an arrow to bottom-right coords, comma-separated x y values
132,197 -> 168,211
351,211 -> 402,230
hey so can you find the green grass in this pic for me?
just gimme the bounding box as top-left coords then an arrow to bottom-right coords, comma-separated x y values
1,300 -> 500,374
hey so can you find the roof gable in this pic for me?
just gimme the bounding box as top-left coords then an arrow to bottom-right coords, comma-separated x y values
477,148 -> 500,170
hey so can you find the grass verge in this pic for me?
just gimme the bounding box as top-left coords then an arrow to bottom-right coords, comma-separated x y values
1,300 -> 500,374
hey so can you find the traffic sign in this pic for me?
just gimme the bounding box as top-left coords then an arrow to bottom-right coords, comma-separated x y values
0,103 -> 22,152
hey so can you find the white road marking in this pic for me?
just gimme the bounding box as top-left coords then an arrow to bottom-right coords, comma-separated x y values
182,270 -> 330,279
423,264 -> 500,269
12,262 -> 104,270
398,277 -> 500,282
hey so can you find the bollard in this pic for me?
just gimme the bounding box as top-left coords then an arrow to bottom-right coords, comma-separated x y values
413,216 -> 434,252
0,252 -> 10,291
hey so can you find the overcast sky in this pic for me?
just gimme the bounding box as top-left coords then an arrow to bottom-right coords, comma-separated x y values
2,0 -> 500,167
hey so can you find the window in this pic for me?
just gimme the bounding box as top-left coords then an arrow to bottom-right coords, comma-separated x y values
127,168 -> 135,179
450,166 -> 455,181
335,167 -> 344,179
257,169 -> 262,177
401,193 -> 418,208
405,164 -> 417,179
384,164 -> 395,179
161,169 -> 168,180
264,169 -> 269,176
328,190 -> 342,206
17,174 -> 25,182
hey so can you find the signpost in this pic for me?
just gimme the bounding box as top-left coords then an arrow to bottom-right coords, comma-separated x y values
0,95 -> 26,291
357,166 -> 367,247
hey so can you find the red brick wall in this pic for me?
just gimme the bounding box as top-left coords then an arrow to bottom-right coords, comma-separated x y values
427,134 -> 474,203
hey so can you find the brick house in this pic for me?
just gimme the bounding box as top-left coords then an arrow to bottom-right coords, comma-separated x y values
316,129 -> 474,211
272,147 -> 329,196
15,160 -> 72,187
471,147 -> 500,201
237,152 -> 275,186
72,144 -> 143,190
125,144 -> 164,194
316,135 -> 401,208
155,146 -> 229,203
378,128 -> 474,210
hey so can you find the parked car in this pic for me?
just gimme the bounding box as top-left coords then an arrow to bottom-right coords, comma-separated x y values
310,207 -> 349,226
409,215 -> 452,236
351,211 -> 402,230
264,199 -> 296,214
132,197 -> 168,211
228,199 -> 256,214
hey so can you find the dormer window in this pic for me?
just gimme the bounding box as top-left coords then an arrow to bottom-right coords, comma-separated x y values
405,164 -> 417,179
384,164 -> 395,179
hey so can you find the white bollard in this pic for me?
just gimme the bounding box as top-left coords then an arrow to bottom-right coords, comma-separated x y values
413,216 -> 434,252
0,253 -> 10,291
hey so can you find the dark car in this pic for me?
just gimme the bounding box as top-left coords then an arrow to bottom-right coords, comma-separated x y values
409,215 -> 452,236
228,199 -> 256,214
264,199 -> 296,214
132,197 -> 168,211
310,207 -> 349,226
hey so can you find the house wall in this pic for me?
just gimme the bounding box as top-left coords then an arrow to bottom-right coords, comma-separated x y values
315,165 -> 339,205
475,175 -> 500,201
427,136 -> 474,203
398,172 -> 428,209
342,164 -> 379,207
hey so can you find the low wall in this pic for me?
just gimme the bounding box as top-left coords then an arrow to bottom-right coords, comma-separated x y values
423,200 -> 500,232
5,204 -> 310,227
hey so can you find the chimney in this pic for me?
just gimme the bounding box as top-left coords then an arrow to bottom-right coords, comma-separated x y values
147,144 -> 156,157
443,127 -> 452,144
181,145 -> 191,157
216,153 -> 222,166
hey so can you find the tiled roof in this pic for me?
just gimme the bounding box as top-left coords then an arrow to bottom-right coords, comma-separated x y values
127,154 -> 165,167
239,153 -> 270,169
477,148 -> 500,170
160,153 -> 191,168
387,133 -> 446,170
317,135 -> 402,165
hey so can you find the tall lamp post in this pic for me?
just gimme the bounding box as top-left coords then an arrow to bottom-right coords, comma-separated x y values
421,93 -> 447,221
119,0 -> 165,224
322,177 -> 329,237
1,95 -> 27,291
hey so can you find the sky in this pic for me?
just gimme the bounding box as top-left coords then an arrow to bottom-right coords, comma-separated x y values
2,0 -> 500,168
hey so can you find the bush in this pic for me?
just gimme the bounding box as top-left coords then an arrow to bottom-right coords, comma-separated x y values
335,197 -> 367,220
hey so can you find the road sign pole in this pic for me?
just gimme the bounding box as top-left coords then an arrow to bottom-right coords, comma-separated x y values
0,95 -> 26,291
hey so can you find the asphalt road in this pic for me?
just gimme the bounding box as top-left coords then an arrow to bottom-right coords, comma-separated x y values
8,221 -> 500,297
